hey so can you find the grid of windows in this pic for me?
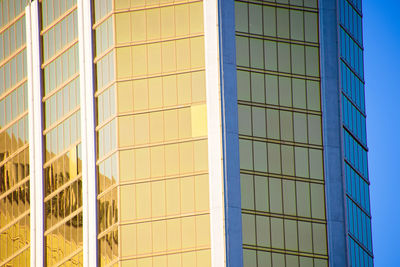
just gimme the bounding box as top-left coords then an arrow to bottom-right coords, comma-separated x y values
340,28 -> 363,79
0,1 -> 30,266
41,0 -> 77,28
341,61 -> 365,112
0,0 -> 27,28
43,43 -> 79,96
93,1 -> 211,266
0,15 -> 26,63
0,50 -> 27,97
40,2 -> 83,266
42,9 -> 78,62
93,3 -> 118,265
340,0 -> 362,45
235,1 -> 329,266
339,0 -> 373,266
342,95 -> 366,145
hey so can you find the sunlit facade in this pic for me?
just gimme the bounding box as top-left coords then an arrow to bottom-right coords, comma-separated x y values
0,0 -> 30,266
0,0 -> 372,266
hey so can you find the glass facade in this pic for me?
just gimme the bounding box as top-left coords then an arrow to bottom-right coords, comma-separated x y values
234,0 -> 329,266
0,0 -> 373,266
93,0 -> 211,266
41,0 -> 83,266
0,0 -> 30,266
339,0 -> 373,266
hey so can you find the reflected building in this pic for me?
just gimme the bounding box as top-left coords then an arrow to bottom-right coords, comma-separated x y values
0,0 -> 372,266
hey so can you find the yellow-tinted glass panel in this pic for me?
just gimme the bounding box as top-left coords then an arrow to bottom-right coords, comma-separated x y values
98,2 -> 210,264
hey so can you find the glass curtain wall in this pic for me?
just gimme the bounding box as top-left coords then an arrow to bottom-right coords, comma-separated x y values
0,0 -> 30,266
235,0 -> 329,266
40,0 -> 83,265
93,0 -> 118,265
93,0 -> 211,266
339,0 -> 373,266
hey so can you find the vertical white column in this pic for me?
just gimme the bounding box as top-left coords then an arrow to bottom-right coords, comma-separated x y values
204,0 -> 226,266
26,1 -> 44,266
77,0 -> 98,266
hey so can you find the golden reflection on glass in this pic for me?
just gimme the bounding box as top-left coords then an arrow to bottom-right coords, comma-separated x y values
0,1 -> 30,265
94,0 -> 210,265
40,1 -> 83,265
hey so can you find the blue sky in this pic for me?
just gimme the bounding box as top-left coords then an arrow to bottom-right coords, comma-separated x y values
363,0 -> 400,265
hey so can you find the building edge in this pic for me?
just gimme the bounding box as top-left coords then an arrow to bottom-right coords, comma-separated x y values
217,0 -> 243,267
319,0 -> 350,266
203,0 -> 228,266
76,0 -> 98,266
26,1 -> 44,266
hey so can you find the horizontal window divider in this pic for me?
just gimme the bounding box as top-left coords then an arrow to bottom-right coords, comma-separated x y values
0,143 -> 29,167
236,66 -> 321,81
343,0 -> 363,18
0,11 -> 26,35
41,5 -> 78,35
43,175 -> 83,203
235,32 -> 320,47
113,136 -> 208,153
44,206 -> 83,236
51,247 -> 83,267
0,243 -> 30,267
43,140 -> 82,168
119,211 -> 211,227
0,110 -> 29,135
242,244 -> 328,259
42,72 -> 80,101
0,78 -> 28,101
111,0 -> 203,15
97,222 -> 118,239
43,106 -> 81,135
239,135 -> 323,150
238,100 -> 322,115
41,39 -> 79,68
96,115 -> 117,131
119,246 -> 211,262
113,67 -> 206,84
340,58 -> 364,83
240,170 -> 325,185
94,81 -> 116,97
343,125 -> 368,151
342,91 -> 366,117
93,46 -> 115,64
0,175 -> 30,202
96,149 -> 118,165
340,24 -> 363,49
236,0 -> 319,13
346,194 -> 371,218
242,209 -> 327,224
0,45 -> 27,68
96,183 -> 118,200
93,11 -> 114,29
115,170 -> 209,189
344,159 -> 369,184
114,103 -> 203,119
348,233 -> 373,257
0,210 -> 30,235
115,33 -> 204,47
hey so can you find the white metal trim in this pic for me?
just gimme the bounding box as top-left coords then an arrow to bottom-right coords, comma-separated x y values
204,0 -> 226,266
26,1 -> 44,266
77,0 -> 98,266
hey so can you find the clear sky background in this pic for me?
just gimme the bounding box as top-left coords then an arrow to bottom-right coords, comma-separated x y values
363,0 -> 400,266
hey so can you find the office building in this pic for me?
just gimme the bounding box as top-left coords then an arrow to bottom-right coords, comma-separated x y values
0,0 -> 373,266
